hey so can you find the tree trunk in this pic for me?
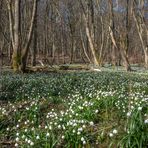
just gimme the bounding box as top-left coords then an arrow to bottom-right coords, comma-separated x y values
126,0 -> 129,55
79,0 -> 99,66
11,0 -> 20,72
144,47 -> 148,69
98,17 -> 105,66
120,48 -> 131,71
80,29 -> 91,63
85,24 -> 99,65
21,0 -> 37,72
133,5 -> 148,69
31,32 -> 37,66
109,0 -> 131,71
31,0 -> 38,66
109,26 -> 131,71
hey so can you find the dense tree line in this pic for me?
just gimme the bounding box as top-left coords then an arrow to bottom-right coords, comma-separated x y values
0,0 -> 148,72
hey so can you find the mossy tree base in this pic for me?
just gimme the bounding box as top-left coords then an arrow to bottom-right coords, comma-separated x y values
12,52 -> 21,72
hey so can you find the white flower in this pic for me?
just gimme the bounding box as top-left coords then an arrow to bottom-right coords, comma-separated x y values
83,140 -> 86,145
127,112 -> 131,117
46,133 -> 50,137
22,135 -> 25,139
81,120 -> 84,124
58,125 -> 61,129
6,128 -> 9,131
25,138 -> 28,142
78,127 -> 83,131
90,121 -> 94,126
138,107 -> 142,111
36,135 -> 40,139
31,127 -> 35,131
81,137 -> 85,141
109,133 -> 113,137
15,143 -> 18,147
62,125 -> 65,130
25,129 -> 27,132
27,139 -> 31,144
73,129 -> 76,133
144,119 -> 148,124
95,110 -> 99,113
15,137 -> 19,142
62,135 -> 65,139
30,142 -> 34,146
49,126 -> 52,130
77,131 -> 81,135
112,129 -> 118,134
73,123 -> 77,127
45,126 -> 48,129
16,133 -> 19,136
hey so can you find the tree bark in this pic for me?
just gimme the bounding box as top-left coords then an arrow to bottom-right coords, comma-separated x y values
109,0 -> 131,71
79,0 -> 99,66
10,0 -> 20,72
109,26 -> 131,71
80,28 -> 91,63
133,1 -> 148,69
31,0 -> 38,66
21,0 -> 37,72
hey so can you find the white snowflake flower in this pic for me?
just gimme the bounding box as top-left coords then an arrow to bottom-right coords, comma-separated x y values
78,127 -> 83,131
15,143 -> 18,147
58,125 -> 61,129
27,139 -> 31,144
15,137 -> 19,142
138,107 -> 142,111
46,133 -> 50,137
81,137 -> 85,141
30,142 -> 34,146
95,110 -> 99,113
62,135 -> 65,139
16,133 -> 19,136
112,129 -> 118,134
83,140 -> 86,145
144,119 -> 148,124
109,133 -> 113,137
90,121 -> 94,126
127,112 -> 131,117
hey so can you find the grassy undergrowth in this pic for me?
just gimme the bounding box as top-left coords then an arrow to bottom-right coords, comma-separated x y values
0,71 -> 148,148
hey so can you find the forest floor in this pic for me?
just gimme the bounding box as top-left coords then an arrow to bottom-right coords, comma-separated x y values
0,67 -> 148,148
